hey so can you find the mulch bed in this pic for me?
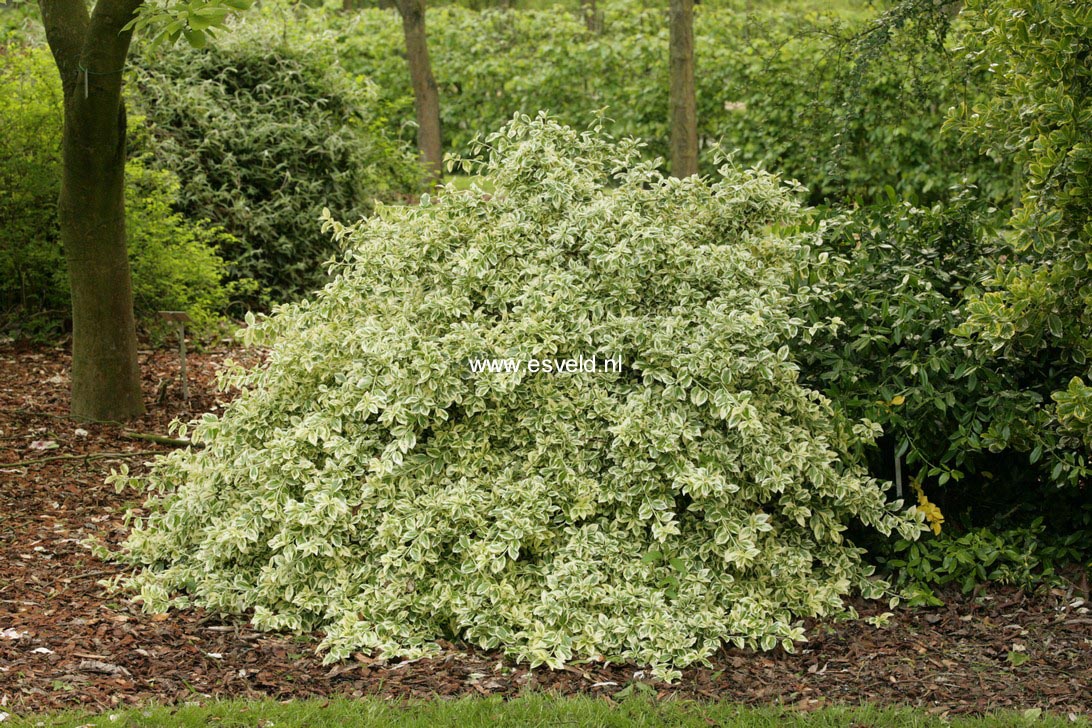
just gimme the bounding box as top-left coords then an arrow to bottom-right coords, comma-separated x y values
1,340 -> 1089,719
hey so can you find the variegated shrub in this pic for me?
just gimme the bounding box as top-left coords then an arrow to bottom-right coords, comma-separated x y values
114,114 -> 923,680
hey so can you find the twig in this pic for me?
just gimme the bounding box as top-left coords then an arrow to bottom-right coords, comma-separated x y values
121,431 -> 197,448
0,450 -> 160,470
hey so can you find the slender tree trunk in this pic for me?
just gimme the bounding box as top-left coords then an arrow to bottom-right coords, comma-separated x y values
396,0 -> 443,185
580,0 -> 599,33
669,0 -> 697,178
39,0 -> 145,421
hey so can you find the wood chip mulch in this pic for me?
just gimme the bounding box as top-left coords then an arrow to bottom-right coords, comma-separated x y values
1,340 -> 1089,719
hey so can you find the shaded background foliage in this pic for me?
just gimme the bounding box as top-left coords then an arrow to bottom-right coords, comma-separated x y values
129,12 -> 422,305
323,0 -> 1008,206
0,42 -> 238,341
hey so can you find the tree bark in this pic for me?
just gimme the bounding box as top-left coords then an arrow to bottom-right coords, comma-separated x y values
396,0 -> 443,185
669,0 -> 698,178
580,0 -> 599,33
39,0 -> 145,421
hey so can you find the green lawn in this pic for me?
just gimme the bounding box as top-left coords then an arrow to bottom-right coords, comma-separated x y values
8,696 -> 1084,728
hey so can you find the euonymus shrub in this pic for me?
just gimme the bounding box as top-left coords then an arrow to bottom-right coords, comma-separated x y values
114,115 -> 924,680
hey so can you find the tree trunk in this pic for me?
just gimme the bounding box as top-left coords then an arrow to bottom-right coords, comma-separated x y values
580,0 -> 599,33
396,0 -> 443,185
40,0 -> 145,421
669,0 -> 698,178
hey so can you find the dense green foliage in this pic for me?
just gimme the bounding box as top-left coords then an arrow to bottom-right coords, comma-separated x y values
322,0 -> 1002,205
789,0 -> 1091,597
0,42 -> 57,328
129,10 -> 421,304
114,116 -> 923,678
125,164 -> 255,339
796,198 -> 991,484
880,518 -> 1089,606
793,196 -> 1062,492
795,191 -> 1092,593
953,0 -> 1092,486
0,43 -> 236,339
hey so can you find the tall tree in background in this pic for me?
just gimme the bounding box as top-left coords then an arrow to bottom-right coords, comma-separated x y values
38,0 -> 145,420
668,0 -> 697,177
396,0 -> 443,184
580,0 -> 600,32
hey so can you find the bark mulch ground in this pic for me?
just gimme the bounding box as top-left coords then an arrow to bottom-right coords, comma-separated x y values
1,341 -> 1089,719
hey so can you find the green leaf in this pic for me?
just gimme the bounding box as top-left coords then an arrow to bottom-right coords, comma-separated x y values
183,27 -> 207,48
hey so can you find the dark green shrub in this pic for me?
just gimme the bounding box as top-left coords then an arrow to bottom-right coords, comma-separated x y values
130,10 -> 421,304
794,192 -> 1092,536
0,42 -> 237,340
794,195 -> 1018,491
879,519 -> 1090,606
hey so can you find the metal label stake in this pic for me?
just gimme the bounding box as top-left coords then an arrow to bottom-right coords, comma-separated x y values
159,311 -> 193,403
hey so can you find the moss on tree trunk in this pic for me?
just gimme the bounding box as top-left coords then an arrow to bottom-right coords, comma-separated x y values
40,0 -> 145,421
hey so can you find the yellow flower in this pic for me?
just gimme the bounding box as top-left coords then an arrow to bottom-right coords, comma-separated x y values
911,480 -> 944,536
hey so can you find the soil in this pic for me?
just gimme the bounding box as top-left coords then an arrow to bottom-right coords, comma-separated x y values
1,341 -> 1090,719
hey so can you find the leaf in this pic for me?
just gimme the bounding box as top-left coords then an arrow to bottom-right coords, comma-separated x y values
183,27 -> 207,48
